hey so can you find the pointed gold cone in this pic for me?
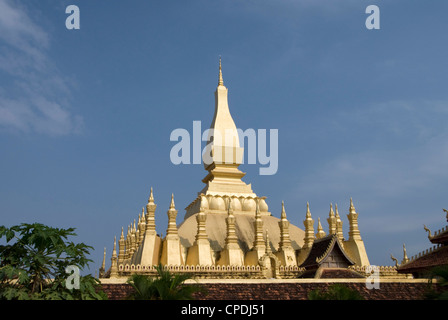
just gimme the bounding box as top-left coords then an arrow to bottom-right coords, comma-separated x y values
306,202 -> 312,218
218,56 -> 224,86
148,187 -> 154,204
281,201 -> 287,219
170,193 -> 175,209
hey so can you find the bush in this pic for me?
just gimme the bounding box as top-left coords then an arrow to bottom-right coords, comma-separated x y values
308,284 -> 364,300
126,264 -> 205,300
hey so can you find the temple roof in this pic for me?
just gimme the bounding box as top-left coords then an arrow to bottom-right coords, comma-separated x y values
300,234 -> 355,269
398,245 -> 448,274
429,228 -> 448,245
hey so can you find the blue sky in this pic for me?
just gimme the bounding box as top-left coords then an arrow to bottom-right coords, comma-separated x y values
1,0 -> 447,274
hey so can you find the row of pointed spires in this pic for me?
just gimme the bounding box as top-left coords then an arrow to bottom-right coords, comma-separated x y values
303,198 -> 361,248
104,188 -> 362,275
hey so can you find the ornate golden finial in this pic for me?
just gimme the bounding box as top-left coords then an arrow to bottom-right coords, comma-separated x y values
402,243 -> 409,264
218,56 -> 224,86
316,217 -> 326,239
101,247 -> 106,270
306,202 -> 311,218
423,224 -> 433,239
227,196 -> 233,214
328,203 -> 336,235
390,253 -> 399,267
110,237 -> 118,277
347,198 -> 361,240
350,197 -> 355,212
329,203 -> 335,217
281,200 -> 287,219
265,230 -> 272,254
170,193 -> 175,209
303,202 -> 315,249
255,198 -> 260,216
443,208 -> 448,222
149,187 -> 154,201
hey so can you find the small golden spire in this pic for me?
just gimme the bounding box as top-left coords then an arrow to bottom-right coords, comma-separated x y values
148,187 -> 155,205
350,197 -> 355,212
316,218 -> 326,239
227,196 -> 233,214
402,243 -> 409,264
306,202 -> 311,218
101,247 -> 106,270
281,200 -> 287,219
265,230 -> 272,254
112,237 -> 116,257
218,56 -> 224,86
170,193 -> 175,209
329,203 -> 335,217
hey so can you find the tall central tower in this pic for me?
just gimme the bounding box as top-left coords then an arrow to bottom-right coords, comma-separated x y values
184,59 -> 260,220
200,58 -> 256,197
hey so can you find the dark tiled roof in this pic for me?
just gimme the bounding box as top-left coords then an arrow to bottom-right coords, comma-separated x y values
299,234 -> 354,269
398,245 -> 448,274
430,229 -> 448,245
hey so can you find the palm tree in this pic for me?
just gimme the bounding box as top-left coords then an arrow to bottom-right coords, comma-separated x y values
126,264 -> 205,300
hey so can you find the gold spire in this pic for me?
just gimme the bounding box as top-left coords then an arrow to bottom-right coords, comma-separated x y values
148,187 -> 154,204
100,247 -> 106,272
316,218 -> 326,239
306,202 -> 311,218
303,202 -> 315,249
253,198 -> 265,250
347,197 -> 361,241
335,203 -> 344,241
110,236 -> 118,277
328,203 -> 336,234
170,193 -> 175,209
118,227 -> 125,264
146,187 -> 157,234
224,197 -> 238,246
112,238 -> 116,257
402,243 -> 409,264
281,200 -> 287,219
166,193 -> 178,235
278,201 -> 292,249
218,56 -> 224,86
265,230 -> 272,254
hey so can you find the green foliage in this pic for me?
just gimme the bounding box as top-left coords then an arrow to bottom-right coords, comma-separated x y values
425,265 -> 448,300
308,284 -> 364,300
126,264 -> 205,300
0,223 -> 107,300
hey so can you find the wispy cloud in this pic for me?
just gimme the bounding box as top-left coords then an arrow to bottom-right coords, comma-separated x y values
0,0 -> 82,136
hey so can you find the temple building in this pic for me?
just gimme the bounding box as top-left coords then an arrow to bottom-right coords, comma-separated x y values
393,210 -> 448,278
102,60 -> 372,280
